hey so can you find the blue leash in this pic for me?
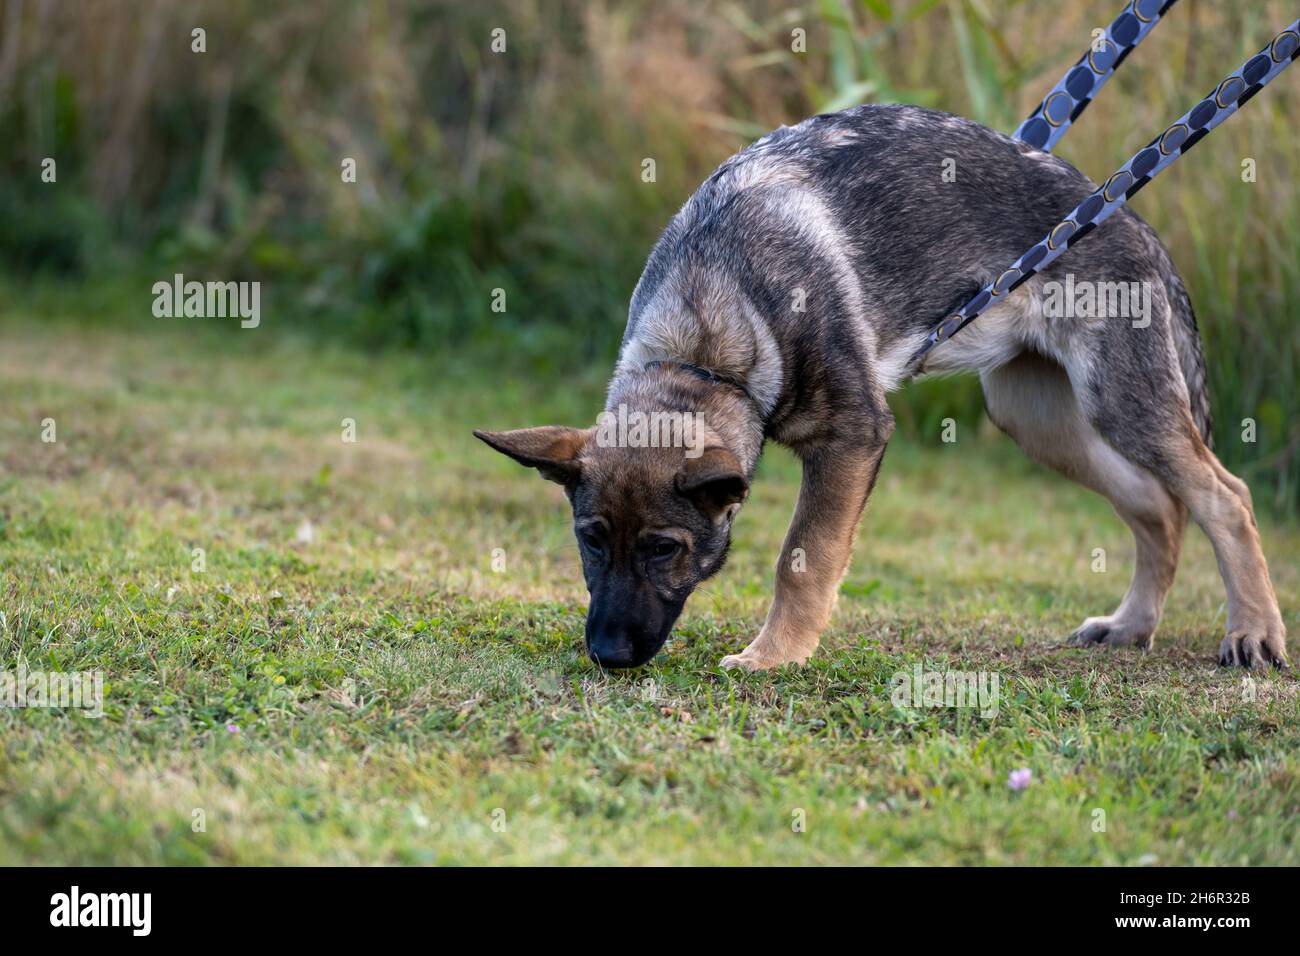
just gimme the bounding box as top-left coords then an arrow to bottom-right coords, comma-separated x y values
912,13 -> 1300,362
1015,0 -> 1180,152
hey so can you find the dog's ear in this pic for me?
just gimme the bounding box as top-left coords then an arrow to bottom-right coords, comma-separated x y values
676,446 -> 748,522
474,426 -> 590,485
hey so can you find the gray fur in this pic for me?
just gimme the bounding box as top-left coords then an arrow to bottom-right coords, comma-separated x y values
613,103 -> 1211,463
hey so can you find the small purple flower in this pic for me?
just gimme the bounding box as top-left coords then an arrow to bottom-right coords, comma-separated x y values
1007,767 -> 1032,790
1227,809 -> 1239,820
226,723 -> 241,734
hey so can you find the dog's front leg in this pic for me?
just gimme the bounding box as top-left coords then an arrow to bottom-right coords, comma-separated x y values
721,431 -> 890,671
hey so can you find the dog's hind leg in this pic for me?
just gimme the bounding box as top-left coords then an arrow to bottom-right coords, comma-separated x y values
1053,303 -> 1287,668
982,351 -> 1187,650
1087,415 -> 1287,668
1164,443 -> 1287,667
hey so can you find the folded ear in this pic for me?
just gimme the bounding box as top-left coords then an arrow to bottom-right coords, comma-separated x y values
474,426 -> 590,485
675,446 -> 748,522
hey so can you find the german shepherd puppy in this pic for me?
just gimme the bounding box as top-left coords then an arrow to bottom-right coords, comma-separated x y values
476,104 -> 1288,672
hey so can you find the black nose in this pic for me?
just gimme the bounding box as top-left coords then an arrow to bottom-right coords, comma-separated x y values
588,633 -> 639,669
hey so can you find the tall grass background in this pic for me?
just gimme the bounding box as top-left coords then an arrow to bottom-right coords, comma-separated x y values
0,0 -> 1296,512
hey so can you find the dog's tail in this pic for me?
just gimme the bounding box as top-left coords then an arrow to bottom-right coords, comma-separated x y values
1167,272 -> 1213,448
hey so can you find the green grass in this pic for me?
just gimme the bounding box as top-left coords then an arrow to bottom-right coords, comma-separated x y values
1,308 -> 1298,865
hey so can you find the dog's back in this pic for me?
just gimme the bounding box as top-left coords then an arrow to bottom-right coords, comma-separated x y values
616,104 -> 1210,444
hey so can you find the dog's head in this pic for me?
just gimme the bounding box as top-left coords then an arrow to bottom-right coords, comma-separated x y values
474,425 -> 747,668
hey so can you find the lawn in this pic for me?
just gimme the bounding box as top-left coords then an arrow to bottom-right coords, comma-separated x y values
1,306 -> 1297,865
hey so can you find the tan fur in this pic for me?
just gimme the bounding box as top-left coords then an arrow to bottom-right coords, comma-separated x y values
983,352 -> 1185,648
727,349 -> 1285,672
721,432 -> 891,670
1173,434 -> 1287,666
981,352 -> 1285,667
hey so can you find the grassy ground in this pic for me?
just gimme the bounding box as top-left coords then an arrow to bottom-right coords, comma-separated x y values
1,309 -> 1298,866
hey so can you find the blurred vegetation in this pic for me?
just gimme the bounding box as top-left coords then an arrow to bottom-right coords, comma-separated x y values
0,0 -> 1296,511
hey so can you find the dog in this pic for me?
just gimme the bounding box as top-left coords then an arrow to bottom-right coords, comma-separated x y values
476,104 -> 1288,672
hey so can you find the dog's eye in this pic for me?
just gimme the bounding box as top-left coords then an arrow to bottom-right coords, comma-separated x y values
578,529 -> 606,554
648,539 -> 680,560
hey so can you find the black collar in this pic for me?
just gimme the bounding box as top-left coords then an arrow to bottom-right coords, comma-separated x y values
643,360 -> 758,406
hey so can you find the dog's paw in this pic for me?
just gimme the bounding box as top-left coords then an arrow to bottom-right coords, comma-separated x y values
719,652 -> 770,672
1218,625 -> 1289,670
719,645 -> 811,672
1067,615 -> 1155,650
